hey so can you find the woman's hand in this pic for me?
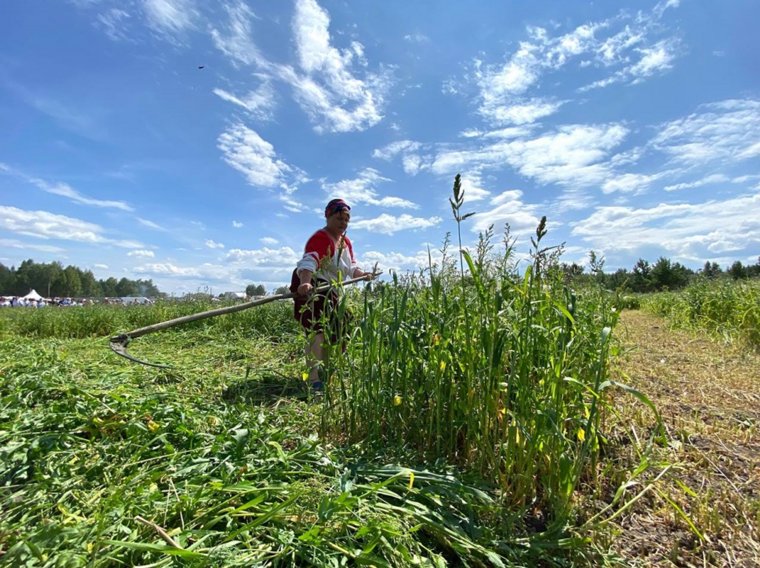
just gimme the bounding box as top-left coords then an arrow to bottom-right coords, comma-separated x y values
297,282 -> 313,296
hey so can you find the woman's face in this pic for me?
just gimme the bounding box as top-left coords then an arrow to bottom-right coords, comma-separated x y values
326,211 -> 350,235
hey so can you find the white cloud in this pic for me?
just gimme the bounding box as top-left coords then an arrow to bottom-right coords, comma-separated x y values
260,237 -> 278,245
351,213 -> 442,235
1,164 -> 133,211
205,239 -> 225,249
652,99 -> 760,166
373,141 -> 428,175
602,172 -> 665,194
127,249 -> 155,257
143,0 -> 197,38
403,32 -> 429,44
0,206 -> 144,248
218,123 -> 302,191
138,218 -> 167,231
210,1 -> 266,67
485,99 -> 565,125
213,82 -> 277,121
96,8 -> 132,41
134,262 -> 207,278
664,174 -> 730,192
224,246 -> 300,266
0,238 -> 65,254
323,169 -> 418,209
572,193 -> 760,257
232,220 -> 244,228
470,189 -> 543,235
289,0 -> 390,133
629,40 -> 676,80
433,123 -> 628,189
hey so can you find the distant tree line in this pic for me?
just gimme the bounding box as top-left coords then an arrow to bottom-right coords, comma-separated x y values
0,260 -> 163,298
563,254 -> 760,293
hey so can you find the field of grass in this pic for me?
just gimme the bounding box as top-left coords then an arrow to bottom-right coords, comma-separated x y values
2,232 -> 758,565
642,278 -> 760,350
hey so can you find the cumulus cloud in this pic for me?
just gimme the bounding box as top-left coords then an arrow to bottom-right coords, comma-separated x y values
470,189 -> 543,235
225,246 -> 300,266
127,249 -> 155,257
260,237 -> 278,245
373,140 -> 428,175
205,239 -> 225,249
572,192 -> 760,257
0,206 -> 144,248
433,123 -> 628,189
218,123 -> 303,191
602,172 -> 666,194
322,169 -> 418,209
288,0 -> 390,133
351,213 -> 442,235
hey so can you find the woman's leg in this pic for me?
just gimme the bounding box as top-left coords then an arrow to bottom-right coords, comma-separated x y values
306,331 -> 325,385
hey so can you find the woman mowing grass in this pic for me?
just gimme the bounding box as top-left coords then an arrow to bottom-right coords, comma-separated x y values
290,198 -> 374,391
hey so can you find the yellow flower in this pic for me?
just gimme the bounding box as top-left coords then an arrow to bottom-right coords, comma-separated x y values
577,428 -> 586,442
301,372 -> 309,382
86,543 -> 94,554
147,419 -> 160,432
408,471 -> 415,490
439,361 -> 446,372
393,395 -> 402,406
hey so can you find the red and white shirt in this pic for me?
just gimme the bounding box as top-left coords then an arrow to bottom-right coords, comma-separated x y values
296,229 -> 361,283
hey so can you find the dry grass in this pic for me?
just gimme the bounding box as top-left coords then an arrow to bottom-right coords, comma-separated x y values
607,310 -> 759,567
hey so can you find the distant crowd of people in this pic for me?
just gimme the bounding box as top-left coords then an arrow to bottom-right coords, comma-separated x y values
0,296 -> 154,307
0,296 -> 93,308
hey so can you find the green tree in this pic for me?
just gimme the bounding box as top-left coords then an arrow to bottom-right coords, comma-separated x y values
62,265 -> 83,297
101,277 -> 118,297
631,258 -> 652,292
274,285 -> 291,295
0,263 -> 15,294
701,261 -> 722,279
80,270 -> 100,297
728,261 -> 746,280
116,277 -> 138,297
246,284 -> 267,296
650,257 -> 692,291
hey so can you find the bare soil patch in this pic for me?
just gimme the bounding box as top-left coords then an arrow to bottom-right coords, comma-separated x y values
608,310 -> 759,567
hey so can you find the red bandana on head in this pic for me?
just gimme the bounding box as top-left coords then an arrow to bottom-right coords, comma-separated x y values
325,198 -> 351,218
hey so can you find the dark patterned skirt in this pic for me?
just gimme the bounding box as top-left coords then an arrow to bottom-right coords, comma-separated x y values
290,269 -> 351,343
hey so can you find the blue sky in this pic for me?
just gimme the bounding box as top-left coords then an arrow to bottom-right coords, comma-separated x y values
1,0 -> 758,295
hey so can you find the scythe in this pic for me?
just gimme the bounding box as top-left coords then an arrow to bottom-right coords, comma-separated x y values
109,273 -> 379,368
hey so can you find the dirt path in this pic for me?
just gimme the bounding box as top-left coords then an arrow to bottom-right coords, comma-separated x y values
609,310 -> 759,567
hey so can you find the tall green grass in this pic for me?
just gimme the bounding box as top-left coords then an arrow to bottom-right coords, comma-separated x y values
643,279 -> 760,349
321,219 -> 646,540
0,299 -> 298,340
